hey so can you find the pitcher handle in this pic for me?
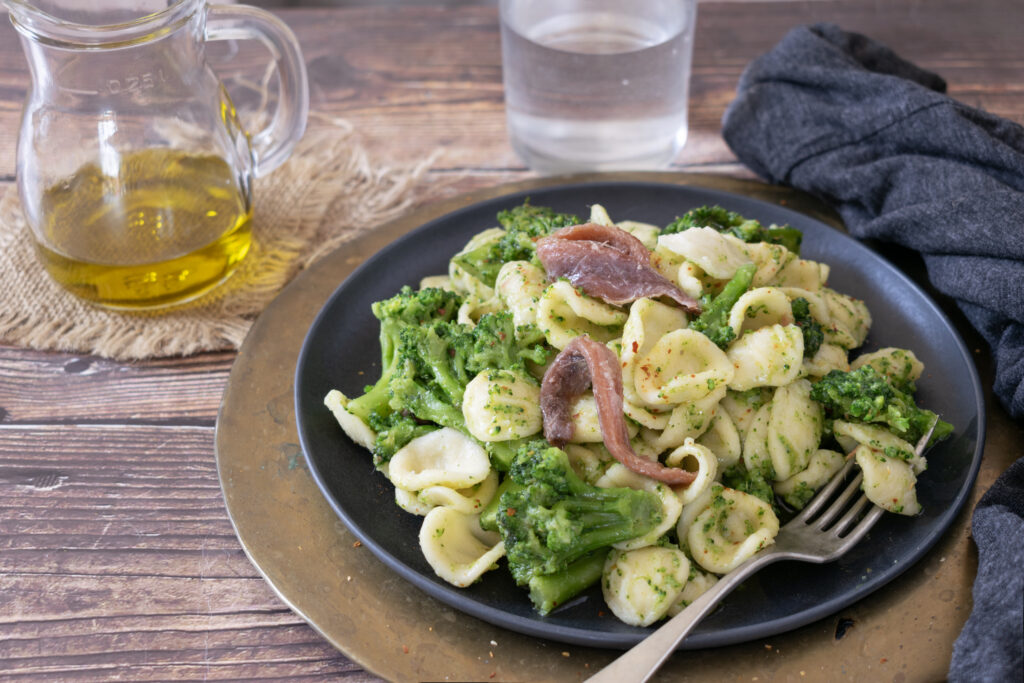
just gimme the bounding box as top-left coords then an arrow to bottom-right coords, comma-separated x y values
206,4 -> 309,177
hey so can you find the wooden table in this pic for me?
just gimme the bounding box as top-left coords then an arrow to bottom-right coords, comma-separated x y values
2,1 -> 1022,680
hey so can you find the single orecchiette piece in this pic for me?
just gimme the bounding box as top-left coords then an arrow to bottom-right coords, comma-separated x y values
726,324 -> 804,391
324,389 -> 377,451
696,408 -> 743,469
720,388 -> 773,442
771,257 -> 829,290
688,485 -> 780,574
834,420 -> 923,473
664,438 -> 719,506
822,287 -> 872,349
851,347 -> 924,388
658,227 -> 753,280
725,235 -> 796,287
388,428 -> 490,491
617,220 -> 662,251
602,546 -> 691,627
419,507 -> 505,587
641,384 -> 726,453
634,328 -> 735,405
727,287 -> 794,338
620,298 -> 689,428
773,449 -> 845,510
537,280 -> 628,349
495,260 -> 547,328
667,565 -> 719,616
462,369 -> 542,442
392,469 -> 500,517
449,227 -> 503,299
854,444 -> 921,516
801,342 -> 851,378
765,379 -> 823,481
419,274 -> 453,291
596,464 -> 683,551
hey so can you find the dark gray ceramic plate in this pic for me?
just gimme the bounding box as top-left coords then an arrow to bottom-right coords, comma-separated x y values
294,181 -> 984,649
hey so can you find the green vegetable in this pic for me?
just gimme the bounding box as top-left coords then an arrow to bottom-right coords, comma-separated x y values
451,200 -> 579,286
790,296 -> 824,358
346,287 -> 551,465
346,285 -> 463,425
527,549 -> 610,615
663,204 -> 803,254
689,263 -> 757,349
496,442 -> 663,609
722,462 -> 775,507
810,365 -> 953,445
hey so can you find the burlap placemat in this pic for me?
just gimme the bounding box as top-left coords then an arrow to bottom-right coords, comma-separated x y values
0,122 -> 432,360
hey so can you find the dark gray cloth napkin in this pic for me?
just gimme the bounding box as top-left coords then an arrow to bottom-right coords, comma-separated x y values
721,23 -> 1024,680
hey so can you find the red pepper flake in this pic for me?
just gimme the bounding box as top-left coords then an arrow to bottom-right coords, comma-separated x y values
498,332 -> 507,340
506,508 -> 516,516
880,658 -> 888,663
402,645 -> 409,654
352,541 -> 362,548
489,673 -> 496,679
631,341 -> 639,353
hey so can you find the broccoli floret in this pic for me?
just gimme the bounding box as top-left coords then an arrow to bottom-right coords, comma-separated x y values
663,204 -> 803,254
722,462 -> 775,507
810,365 -> 953,445
465,311 -> 551,375
497,442 -> 663,599
346,286 -> 463,423
366,412 -> 435,463
791,297 -> 824,358
689,263 -> 757,349
451,201 -> 579,286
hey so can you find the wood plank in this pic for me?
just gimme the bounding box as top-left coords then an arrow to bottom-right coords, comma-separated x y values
0,349 -> 233,425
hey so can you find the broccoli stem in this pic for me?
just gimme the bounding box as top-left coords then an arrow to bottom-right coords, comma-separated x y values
527,549 -> 610,615
690,262 -> 757,348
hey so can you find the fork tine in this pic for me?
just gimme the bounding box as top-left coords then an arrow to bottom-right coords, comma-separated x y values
813,472 -> 864,529
839,505 -> 885,548
795,457 -> 857,522
831,493 -> 872,536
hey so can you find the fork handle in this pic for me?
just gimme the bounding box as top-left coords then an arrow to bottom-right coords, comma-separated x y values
586,551 -> 781,683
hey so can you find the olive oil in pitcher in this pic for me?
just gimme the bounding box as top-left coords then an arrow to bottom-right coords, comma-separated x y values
36,148 -> 253,309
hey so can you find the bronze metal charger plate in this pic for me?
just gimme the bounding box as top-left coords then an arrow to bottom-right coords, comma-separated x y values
216,172 -> 984,682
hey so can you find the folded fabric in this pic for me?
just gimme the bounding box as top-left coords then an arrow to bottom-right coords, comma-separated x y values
722,23 -> 1024,421
721,24 -> 1024,681
948,457 -> 1024,680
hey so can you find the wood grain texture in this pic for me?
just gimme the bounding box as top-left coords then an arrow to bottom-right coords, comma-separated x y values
1,0 -> 1022,680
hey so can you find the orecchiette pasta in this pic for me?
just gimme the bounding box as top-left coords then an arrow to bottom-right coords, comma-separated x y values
726,323 -> 804,391
634,328 -> 735,405
602,546 -> 691,627
462,370 -> 542,442
727,287 -> 793,338
665,438 -> 719,506
389,428 -> 491,491
419,507 -> 505,587
854,445 -> 921,515
538,280 -> 627,349
851,347 -> 924,388
324,389 -> 376,451
687,485 -> 780,573
658,227 -> 752,280
495,260 -> 547,328
773,449 -> 845,510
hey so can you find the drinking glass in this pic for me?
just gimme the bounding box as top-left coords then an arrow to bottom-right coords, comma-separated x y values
500,0 -> 697,173
7,0 -> 309,309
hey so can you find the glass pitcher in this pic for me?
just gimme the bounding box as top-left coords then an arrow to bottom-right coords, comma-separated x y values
7,0 -> 309,309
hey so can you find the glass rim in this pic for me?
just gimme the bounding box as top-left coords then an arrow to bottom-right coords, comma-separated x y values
6,0 -> 203,47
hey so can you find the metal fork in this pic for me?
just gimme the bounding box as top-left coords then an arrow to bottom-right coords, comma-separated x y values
586,419 -> 939,683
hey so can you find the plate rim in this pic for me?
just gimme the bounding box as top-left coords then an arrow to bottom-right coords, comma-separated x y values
294,179 -> 986,649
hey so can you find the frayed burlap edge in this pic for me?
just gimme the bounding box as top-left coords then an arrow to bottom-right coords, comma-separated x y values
0,121 -> 435,360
